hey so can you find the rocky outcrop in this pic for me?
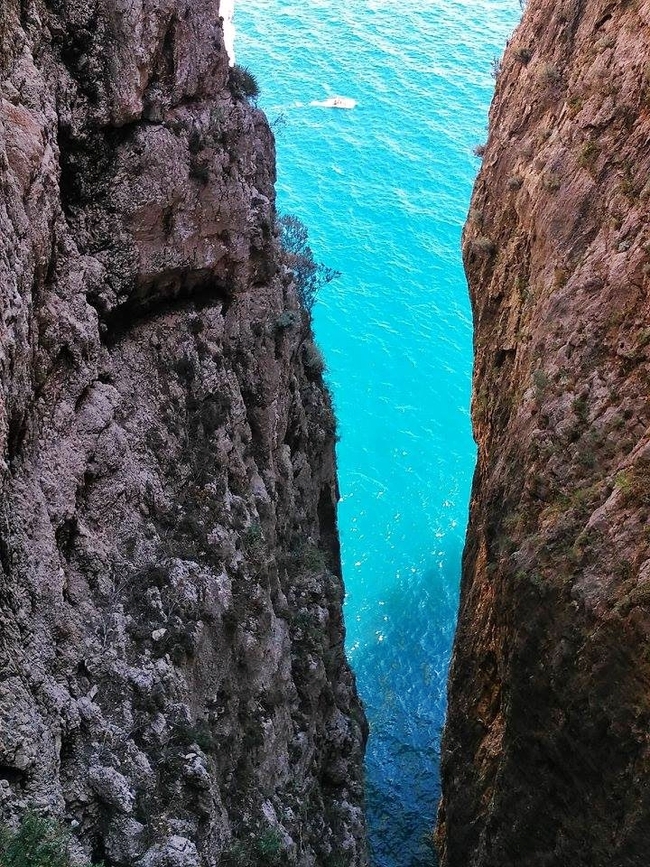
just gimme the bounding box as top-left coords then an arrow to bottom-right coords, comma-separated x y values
0,2 -> 366,865
437,1 -> 650,864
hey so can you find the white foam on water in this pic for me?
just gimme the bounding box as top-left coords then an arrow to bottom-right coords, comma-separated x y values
220,0 -> 236,65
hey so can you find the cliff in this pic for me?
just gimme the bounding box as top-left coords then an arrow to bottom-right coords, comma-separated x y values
437,1 -> 650,864
0,2 -> 367,865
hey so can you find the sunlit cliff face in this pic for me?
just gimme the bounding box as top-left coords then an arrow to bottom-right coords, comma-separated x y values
438,0 -> 650,864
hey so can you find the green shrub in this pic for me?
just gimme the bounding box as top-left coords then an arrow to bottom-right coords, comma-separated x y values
300,541 -> 328,572
0,814 -> 97,867
572,395 -> 589,425
274,310 -> 300,330
254,830 -> 283,864
220,841 -> 249,867
539,62 -> 560,84
170,718 -> 216,753
278,214 -> 340,312
303,341 -> 325,375
470,236 -> 496,256
514,46 -> 532,64
229,65 -> 260,102
578,140 -> 600,171
221,830 -> 284,867
532,369 -> 549,393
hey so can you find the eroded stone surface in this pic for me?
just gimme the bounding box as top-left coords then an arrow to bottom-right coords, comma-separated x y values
438,1 -> 650,865
0,2 -> 367,864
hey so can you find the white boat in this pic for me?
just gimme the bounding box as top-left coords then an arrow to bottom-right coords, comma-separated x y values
310,96 -> 357,109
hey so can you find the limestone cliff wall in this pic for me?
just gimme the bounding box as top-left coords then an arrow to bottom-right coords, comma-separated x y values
438,1 -> 650,864
0,2 -> 367,865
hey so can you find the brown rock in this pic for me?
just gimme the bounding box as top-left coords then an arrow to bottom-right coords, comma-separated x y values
437,1 -> 650,865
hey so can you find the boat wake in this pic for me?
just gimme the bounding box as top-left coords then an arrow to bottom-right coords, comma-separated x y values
310,96 -> 357,109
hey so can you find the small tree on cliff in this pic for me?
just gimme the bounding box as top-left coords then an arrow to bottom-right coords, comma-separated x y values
229,64 -> 260,103
278,214 -> 340,313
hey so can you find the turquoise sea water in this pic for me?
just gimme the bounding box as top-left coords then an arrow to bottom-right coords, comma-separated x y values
235,2 -> 519,864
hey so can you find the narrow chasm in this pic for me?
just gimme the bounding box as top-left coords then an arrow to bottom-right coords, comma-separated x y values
234,3 -> 519,867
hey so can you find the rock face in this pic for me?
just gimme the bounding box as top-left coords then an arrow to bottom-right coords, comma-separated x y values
0,2 -> 367,865
437,1 -> 650,865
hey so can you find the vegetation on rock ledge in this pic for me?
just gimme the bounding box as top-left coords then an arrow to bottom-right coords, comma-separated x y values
229,64 -> 260,102
0,814 -> 99,867
278,214 -> 340,313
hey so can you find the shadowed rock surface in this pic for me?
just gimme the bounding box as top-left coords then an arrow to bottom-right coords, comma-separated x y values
437,1 -> 650,865
0,1 -> 367,864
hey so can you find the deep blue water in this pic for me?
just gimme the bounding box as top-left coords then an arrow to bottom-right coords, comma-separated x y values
235,2 -> 519,864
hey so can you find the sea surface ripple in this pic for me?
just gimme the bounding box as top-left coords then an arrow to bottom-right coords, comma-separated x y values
236,2 -> 520,864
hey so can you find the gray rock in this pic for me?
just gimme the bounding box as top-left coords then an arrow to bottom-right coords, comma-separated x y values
0,0 -> 367,863
88,766 -> 135,813
105,818 -> 147,864
140,836 -> 199,867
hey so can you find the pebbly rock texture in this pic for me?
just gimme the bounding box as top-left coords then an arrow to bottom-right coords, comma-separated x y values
0,2 -> 367,865
437,1 -> 650,865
